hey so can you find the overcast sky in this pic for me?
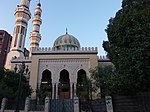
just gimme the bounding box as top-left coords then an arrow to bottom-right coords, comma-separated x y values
0,0 -> 122,55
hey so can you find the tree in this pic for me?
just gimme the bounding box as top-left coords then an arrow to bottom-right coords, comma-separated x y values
76,76 -> 93,112
76,76 -> 91,100
36,84 -> 50,104
90,65 -> 118,97
0,68 -> 32,100
103,0 -> 150,94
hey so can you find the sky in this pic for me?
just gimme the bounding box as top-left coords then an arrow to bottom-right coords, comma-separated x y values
0,0 -> 122,56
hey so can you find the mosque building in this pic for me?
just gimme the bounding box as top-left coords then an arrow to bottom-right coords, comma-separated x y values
5,0 -> 111,100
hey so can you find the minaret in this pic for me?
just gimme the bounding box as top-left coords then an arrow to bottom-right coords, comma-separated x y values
5,0 -> 31,69
29,0 -> 42,56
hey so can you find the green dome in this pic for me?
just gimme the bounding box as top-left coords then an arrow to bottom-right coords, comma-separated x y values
53,32 -> 80,49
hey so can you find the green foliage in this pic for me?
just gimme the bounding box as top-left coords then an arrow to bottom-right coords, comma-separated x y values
76,76 -> 94,100
37,84 -> 49,102
0,68 -> 32,99
90,65 -> 117,96
90,65 -> 141,96
103,0 -> 150,94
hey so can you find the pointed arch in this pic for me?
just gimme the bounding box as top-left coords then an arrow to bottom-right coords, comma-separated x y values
41,69 -> 52,84
41,69 -> 52,98
77,69 -> 86,84
77,69 -> 89,100
59,69 -> 69,84
59,69 -> 70,99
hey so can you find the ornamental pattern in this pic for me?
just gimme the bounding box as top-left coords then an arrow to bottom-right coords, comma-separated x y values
39,58 -> 89,63
38,58 -> 90,85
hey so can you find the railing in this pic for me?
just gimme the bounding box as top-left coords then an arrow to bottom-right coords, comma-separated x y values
85,99 -> 106,112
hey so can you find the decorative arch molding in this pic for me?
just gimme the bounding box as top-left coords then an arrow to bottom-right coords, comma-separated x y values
77,69 -> 87,75
77,69 -> 87,84
72,65 -> 88,75
57,66 -> 72,75
38,63 -> 63,84
42,69 -> 51,75
39,65 -> 55,75
38,66 -> 53,85
59,69 -> 70,83
60,69 -> 69,73
38,59 -> 90,84
41,69 -> 52,83
42,69 -> 51,73
76,68 -> 87,76
72,65 -> 89,83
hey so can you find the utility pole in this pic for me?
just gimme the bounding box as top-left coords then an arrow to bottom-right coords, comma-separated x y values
14,62 -> 25,112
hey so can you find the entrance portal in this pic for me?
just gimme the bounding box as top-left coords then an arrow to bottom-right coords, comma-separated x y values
59,69 -> 70,99
41,69 -> 52,98
77,69 -> 88,100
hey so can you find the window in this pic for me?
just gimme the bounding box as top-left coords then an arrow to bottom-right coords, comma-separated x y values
0,34 -> 3,38
19,35 -> 23,48
21,26 -> 25,35
0,38 -> 3,44
14,34 -> 18,47
0,34 -> 3,43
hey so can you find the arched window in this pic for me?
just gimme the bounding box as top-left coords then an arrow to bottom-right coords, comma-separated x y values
77,69 -> 89,100
59,69 -> 69,84
41,69 -> 52,85
59,69 -> 70,99
77,69 -> 86,85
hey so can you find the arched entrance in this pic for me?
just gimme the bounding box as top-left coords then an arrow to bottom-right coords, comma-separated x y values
59,69 -> 70,99
77,69 -> 89,100
40,69 -> 52,98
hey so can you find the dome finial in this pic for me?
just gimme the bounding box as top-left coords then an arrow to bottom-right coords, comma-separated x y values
37,0 -> 41,7
66,28 -> 68,34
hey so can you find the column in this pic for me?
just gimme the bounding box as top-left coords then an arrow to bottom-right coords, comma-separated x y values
105,96 -> 114,112
73,83 -> 79,112
56,83 -> 58,99
24,96 -> 31,112
70,82 -> 73,99
52,83 -> 55,99
0,98 -> 7,112
44,96 -> 50,112
74,82 -> 77,97
37,83 -> 41,90
36,83 -> 40,104
74,97 -> 79,112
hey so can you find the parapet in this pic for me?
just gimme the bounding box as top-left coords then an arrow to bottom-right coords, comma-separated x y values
11,56 -> 31,63
98,56 -> 110,62
32,47 -> 98,54
99,56 -> 109,60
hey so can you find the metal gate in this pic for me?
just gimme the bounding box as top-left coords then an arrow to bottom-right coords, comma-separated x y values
49,99 -> 74,112
91,99 -> 106,112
